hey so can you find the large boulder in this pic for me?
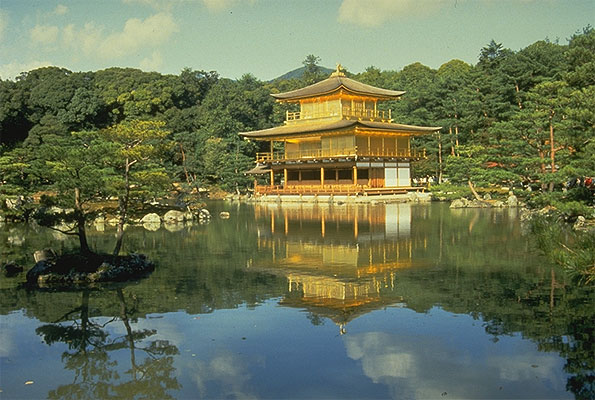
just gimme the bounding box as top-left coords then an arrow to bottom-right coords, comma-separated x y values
4,196 -> 26,210
407,192 -> 420,202
163,210 -> 185,223
450,198 -> 468,209
140,213 -> 161,224
506,192 -> 518,207
142,221 -> 161,231
198,209 -> 211,219
34,248 -> 57,263
573,216 -> 586,230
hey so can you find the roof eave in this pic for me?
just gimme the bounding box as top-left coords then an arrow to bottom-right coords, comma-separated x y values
271,86 -> 405,102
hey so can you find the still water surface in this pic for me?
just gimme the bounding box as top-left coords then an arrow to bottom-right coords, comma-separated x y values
0,202 -> 593,399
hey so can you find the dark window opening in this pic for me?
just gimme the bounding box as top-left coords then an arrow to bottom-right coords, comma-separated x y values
287,170 -> 299,181
338,169 -> 352,180
324,169 -> 336,181
301,170 -> 320,181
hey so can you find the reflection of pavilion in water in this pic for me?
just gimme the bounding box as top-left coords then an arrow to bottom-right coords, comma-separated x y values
250,203 -> 429,333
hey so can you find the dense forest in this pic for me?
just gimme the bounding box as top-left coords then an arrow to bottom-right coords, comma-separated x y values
0,28 -> 593,215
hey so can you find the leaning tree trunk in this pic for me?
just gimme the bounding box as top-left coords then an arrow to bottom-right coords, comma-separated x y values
113,158 -> 132,256
468,179 -> 483,201
548,114 -> 556,193
74,187 -> 90,254
118,288 -> 138,380
437,131 -> 443,184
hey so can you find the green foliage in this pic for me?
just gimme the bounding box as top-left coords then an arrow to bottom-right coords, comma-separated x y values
98,119 -> 172,208
429,183 -> 472,200
0,29 -> 593,211
527,191 -> 593,219
301,54 -> 326,85
530,215 -> 595,285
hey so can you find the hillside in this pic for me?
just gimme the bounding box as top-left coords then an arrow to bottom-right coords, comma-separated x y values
271,65 -> 334,82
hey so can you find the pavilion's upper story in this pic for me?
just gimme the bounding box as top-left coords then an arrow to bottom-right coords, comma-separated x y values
273,65 -> 404,124
240,65 -> 440,141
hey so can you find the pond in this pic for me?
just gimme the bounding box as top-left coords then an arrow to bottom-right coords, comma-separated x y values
0,202 -> 593,399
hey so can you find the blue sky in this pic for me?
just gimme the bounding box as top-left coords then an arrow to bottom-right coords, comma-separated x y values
0,0 -> 593,81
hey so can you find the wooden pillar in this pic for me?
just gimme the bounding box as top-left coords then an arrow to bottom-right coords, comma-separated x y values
353,165 -> 358,185
283,168 -> 287,188
320,167 -> 324,186
270,170 -> 274,187
321,214 -> 326,238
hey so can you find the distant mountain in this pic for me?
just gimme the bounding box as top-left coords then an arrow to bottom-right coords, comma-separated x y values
271,65 -> 334,82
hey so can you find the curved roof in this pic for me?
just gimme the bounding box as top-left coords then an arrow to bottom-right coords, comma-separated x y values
272,74 -> 405,101
240,119 -> 440,139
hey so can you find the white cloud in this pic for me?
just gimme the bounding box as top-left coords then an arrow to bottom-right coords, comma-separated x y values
191,350 -> 258,399
344,330 -> 569,399
139,50 -> 163,71
338,0 -> 446,27
62,22 -> 104,56
61,13 -> 178,61
0,60 -> 54,81
54,4 -> 69,15
101,13 -> 177,58
30,24 -> 60,45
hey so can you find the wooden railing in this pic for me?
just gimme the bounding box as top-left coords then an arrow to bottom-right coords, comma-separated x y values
285,107 -> 392,123
342,106 -> 392,122
255,184 -> 364,195
255,147 -> 426,162
286,110 -> 340,121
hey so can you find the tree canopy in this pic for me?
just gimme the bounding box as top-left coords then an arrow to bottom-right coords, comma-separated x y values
1,28 -> 593,225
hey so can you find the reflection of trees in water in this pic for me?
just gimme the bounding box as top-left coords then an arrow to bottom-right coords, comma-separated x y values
36,288 -> 180,399
467,267 -> 593,400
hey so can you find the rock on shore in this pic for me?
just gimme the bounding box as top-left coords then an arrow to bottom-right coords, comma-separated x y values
450,193 -> 519,209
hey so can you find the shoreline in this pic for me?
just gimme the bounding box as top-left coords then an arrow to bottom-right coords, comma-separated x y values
235,192 -> 432,204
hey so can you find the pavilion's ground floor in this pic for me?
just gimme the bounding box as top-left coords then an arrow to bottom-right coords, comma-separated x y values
252,160 -> 427,196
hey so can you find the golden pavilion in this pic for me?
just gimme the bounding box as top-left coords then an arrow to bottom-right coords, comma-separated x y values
240,65 -> 440,196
